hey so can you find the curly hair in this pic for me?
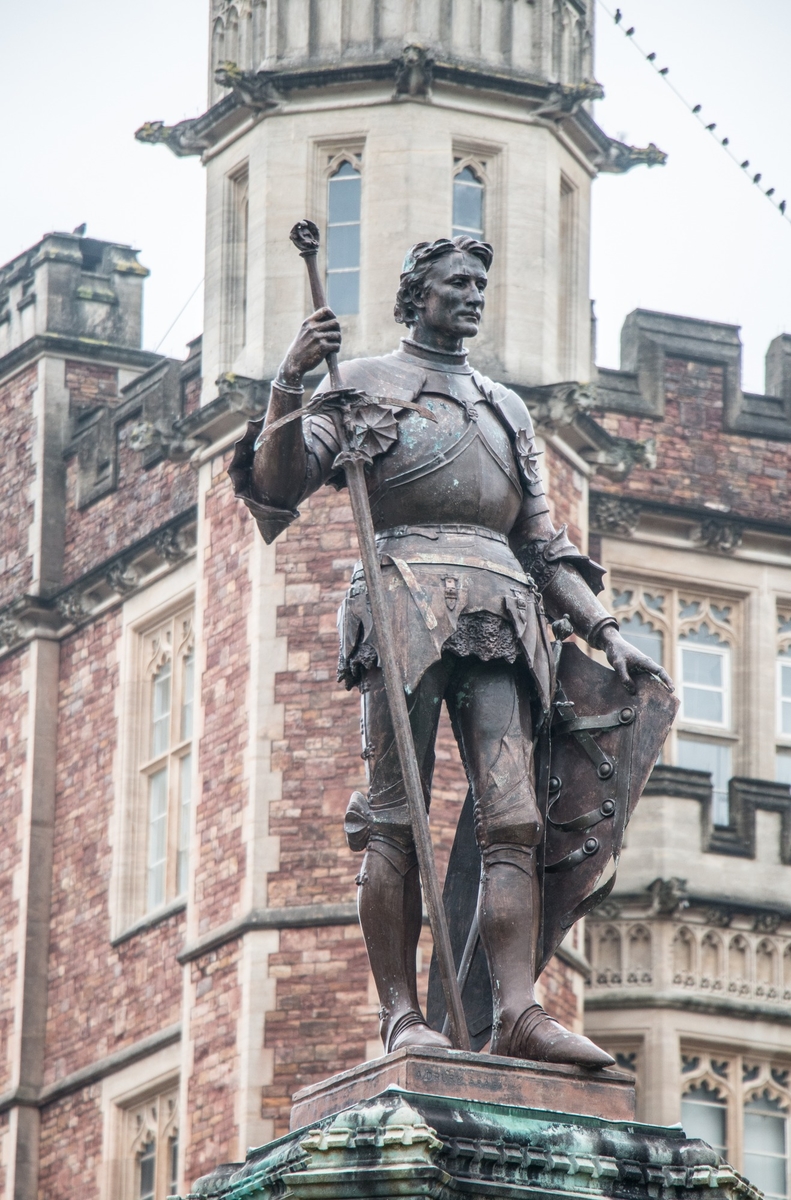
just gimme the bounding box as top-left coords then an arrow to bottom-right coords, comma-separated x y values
393,235 -> 494,326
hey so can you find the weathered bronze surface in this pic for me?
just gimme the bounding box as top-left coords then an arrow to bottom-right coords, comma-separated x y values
230,233 -> 678,1068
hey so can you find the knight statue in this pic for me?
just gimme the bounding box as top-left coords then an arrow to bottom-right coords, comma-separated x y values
230,235 -> 676,1068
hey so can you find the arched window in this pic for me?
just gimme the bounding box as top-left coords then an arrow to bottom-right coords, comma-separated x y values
757,940 -> 777,989
326,160 -> 361,315
453,165 -> 485,240
596,926 -> 621,983
682,1082 -> 727,1156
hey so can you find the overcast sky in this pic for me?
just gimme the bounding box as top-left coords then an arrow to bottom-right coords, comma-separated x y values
1,1 -> 789,393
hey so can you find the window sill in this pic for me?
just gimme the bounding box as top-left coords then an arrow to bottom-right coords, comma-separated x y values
676,725 -> 739,742
111,897 -> 186,948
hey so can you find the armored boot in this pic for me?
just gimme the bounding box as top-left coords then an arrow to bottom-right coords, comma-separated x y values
357,838 -> 452,1054
480,845 -> 613,1068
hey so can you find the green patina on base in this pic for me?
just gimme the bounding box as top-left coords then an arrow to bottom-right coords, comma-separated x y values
179,1088 -> 761,1200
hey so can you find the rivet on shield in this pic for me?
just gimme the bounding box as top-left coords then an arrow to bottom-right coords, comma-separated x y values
583,838 -> 599,855
549,775 -> 562,793
597,762 -> 614,779
601,799 -> 616,816
619,706 -> 636,724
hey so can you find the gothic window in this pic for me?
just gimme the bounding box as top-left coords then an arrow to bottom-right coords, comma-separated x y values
141,608 -> 195,912
326,158 -> 361,315
682,1082 -> 728,1156
612,587 -> 737,822
222,164 -> 249,366
452,164 -> 485,239
744,1093 -> 788,1200
126,1086 -> 179,1200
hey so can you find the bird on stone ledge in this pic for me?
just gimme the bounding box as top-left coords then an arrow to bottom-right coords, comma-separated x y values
72,223 -> 87,236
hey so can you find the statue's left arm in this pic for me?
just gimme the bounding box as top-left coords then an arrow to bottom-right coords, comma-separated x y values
509,490 -> 673,694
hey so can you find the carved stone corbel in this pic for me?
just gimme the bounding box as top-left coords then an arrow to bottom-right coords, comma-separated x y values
533,79 -> 604,120
394,45 -> 434,98
522,382 -> 597,434
134,119 -> 211,158
690,517 -> 744,554
214,62 -> 282,109
597,139 -> 668,174
589,493 -> 642,537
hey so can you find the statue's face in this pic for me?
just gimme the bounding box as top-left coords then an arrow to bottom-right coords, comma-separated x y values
416,251 -> 488,339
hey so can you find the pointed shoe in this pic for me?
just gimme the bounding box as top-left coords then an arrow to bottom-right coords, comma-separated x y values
498,1004 -> 615,1068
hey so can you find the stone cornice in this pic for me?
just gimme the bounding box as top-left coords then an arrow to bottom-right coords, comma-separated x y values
136,56 -> 660,178
590,490 -> 791,550
0,332 -> 161,385
177,903 -> 360,964
585,991 -> 791,1024
0,1023 -> 181,1114
0,507 -> 197,661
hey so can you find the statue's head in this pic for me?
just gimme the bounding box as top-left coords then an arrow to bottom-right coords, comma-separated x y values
394,235 -> 493,340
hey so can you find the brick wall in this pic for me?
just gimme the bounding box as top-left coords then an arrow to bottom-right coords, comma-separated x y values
38,1086 -> 103,1200
45,612 -> 184,1084
0,364 -> 36,606
195,462 -> 251,930
65,360 -> 119,412
186,943 -> 242,1184
0,651 -> 27,1097
595,358 -> 791,522
545,442 -> 587,550
62,421 -> 197,586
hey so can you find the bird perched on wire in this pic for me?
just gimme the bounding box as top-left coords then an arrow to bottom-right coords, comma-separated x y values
72,223 -> 87,236
614,8 -> 622,22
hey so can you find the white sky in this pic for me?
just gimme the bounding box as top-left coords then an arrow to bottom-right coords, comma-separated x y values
1,1 -> 789,393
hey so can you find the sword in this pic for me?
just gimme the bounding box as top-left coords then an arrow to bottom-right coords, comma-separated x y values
288,220 -> 470,1052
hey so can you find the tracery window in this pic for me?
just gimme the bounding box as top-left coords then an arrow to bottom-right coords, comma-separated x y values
612,585 -> 737,825
141,608 -> 194,911
125,1085 -> 179,1200
452,162 -> 485,240
326,157 -> 361,315
679,1053 -> 790,1197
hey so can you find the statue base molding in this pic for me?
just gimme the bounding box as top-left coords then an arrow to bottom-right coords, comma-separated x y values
185,1080 -> 758,1200
289,1046 -> 635,1129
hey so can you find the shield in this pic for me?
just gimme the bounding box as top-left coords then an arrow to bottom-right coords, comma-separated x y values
537,642 -> 678,973
427,642 -> 678,1043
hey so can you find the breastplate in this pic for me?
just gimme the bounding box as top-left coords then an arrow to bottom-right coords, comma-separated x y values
366,386 -> 523,535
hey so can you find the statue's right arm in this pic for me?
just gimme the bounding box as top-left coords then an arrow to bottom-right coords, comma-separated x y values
251,307 -> 341,510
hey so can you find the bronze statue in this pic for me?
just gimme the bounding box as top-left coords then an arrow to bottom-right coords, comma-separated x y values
230,233 -> 676,1068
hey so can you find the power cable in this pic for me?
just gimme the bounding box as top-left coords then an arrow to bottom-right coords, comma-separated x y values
153,276 -> 204,353
597,0 -> 790,227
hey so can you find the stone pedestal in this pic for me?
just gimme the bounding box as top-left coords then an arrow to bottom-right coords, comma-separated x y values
290,1047 -> 635,1129
184,1054 -> 759,1200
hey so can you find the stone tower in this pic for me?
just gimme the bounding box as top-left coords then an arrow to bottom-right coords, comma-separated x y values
141,0 -> 656,400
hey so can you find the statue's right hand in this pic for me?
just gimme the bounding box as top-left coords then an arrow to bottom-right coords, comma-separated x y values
277,307 -> 342,386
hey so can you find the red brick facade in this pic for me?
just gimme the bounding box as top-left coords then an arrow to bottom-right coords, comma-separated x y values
595,358 -> 791,523
0,364 -> 36,607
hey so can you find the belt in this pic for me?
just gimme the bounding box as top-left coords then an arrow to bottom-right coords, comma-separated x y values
375,523 -> 510,545
383,552 -> 530,587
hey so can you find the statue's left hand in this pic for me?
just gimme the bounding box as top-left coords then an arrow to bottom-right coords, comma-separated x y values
598,626 -> 674,694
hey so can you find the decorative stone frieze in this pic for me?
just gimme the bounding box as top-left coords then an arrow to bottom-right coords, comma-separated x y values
691,517 -> 744,554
